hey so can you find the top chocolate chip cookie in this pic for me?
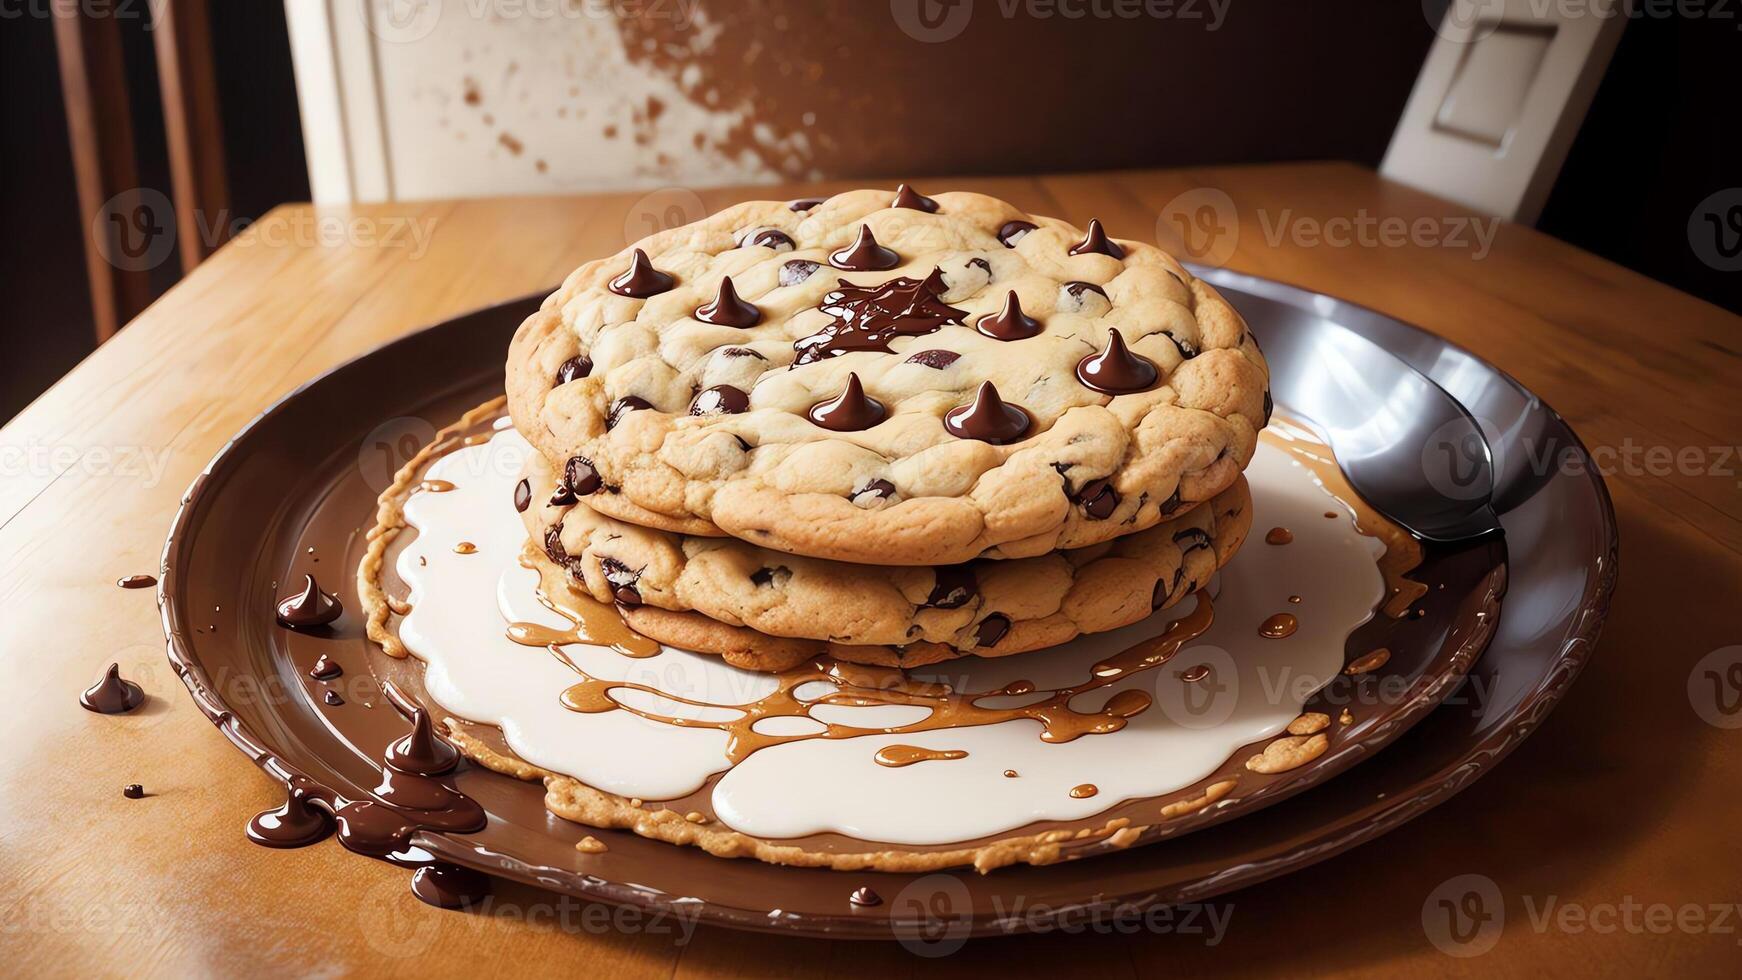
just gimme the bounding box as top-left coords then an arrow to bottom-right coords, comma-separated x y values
507,187 -> 1269,566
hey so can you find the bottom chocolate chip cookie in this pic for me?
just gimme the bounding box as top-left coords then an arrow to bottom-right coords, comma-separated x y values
521,450 -> 1252,671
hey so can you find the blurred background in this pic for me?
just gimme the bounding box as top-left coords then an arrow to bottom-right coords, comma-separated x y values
3,0 -> 1737,421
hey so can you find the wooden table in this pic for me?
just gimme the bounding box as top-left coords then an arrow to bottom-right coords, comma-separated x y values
4,163 -> 1738,976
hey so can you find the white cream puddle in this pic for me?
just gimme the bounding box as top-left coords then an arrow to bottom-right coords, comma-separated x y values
396,430 -> 1384,845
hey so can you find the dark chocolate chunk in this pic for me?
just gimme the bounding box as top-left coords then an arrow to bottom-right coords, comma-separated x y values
780,259 -> 822,287
555,355 -> 592,385
975,290 -> 1042,341
690,384 -> 751,416
788,196 -> 826,211
695,276 -> 761,328
1077,479 -> 1119,519
806,373 -> 885,431
973,614 -> 1011,648
925,565 -> 977,609
943,381 -> 1030,444
745,228 -> 796,250
891,183 -> 940,212
607,248 -> 675,298
996,220 -> 1037,247
606,395 -> 653,429
1076,328 -> 1158,394
829,225 -> 900,271
601,557 -> 643,607
564,456 -> 603,495
513,478 -> 532,513
905,349 -> 960,369
1068,219 -> 1125,259
853,478 -> 896,501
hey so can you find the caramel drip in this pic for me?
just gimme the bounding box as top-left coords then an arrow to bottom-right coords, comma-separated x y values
556,593 -> 1215,765
505,553 -> 662,659
1262,421 -> 1428,618
1259,612 -> 1299,639
1070,783 -> 1099,799
1264,526 -> 1294,545
419,479 -> 456,493
575,836 -> 608,854
1179,664 -> 1211,683
452,542 -> 477,555
1345,648 -> 1392,675
873,745 -> 968,768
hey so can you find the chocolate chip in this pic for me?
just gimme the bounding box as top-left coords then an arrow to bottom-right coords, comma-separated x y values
733,435 -> 753,452
1263,390 -> 1274,426
853,478 -> 896,501
780,259 -> 821,287
905,349 -> 960,369
123,784 -> 145,799
829,225 -> 899,271
926,565 -> 977,609
1165,331 -> 1199,359
1068,219 -> 1125,259
975,290 -> 1042,341
1075,328 -> 1158,395
788,196 -> 826,212
608,248 -> 676,298
751,566 -> 789,587
1174,527 -> 1211,553
891,183 -> 940,212
1160,488 -> 1183,515
745,228 -> 796,250
974,614 -> 1011,648
513,479 -> 532,512
690,385 -> 750,416
943,382 -> 1030,444
556,355 -> 592,385
1062,281 -> 1108,302
543,525 -> 569,564
720,346 -> 767,360
695,276 -> 761,328
966,256 -> 991,275
1077,479 -> 1119,519
601,557 -> 643,607
1151,579 -> 1169,609
806,373 -> 885,431
606,395 -> 652,429
997,220 -> 1037,247
548,483 -> 576,507
564,456 -> 602,495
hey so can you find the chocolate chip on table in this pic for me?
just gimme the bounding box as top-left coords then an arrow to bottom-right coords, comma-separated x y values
607,248 -> 675,298
123,784 -> 145,799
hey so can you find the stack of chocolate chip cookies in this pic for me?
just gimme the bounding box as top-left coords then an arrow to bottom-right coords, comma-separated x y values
506,187 -> 1269,673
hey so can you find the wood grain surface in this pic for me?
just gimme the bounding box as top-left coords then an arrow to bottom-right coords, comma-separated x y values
2,164 -> 1739,976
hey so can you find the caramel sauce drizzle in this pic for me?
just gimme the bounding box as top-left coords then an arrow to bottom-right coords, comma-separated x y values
506,554 -> 662,660
1263,420 -> 1428,618
1259,612 -> 1299,639
419,479 -> 456,493
874,745 -> 969,768
546,593 -> 1215,766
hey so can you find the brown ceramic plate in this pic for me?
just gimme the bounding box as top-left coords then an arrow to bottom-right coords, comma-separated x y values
161,281 -> 1614,940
